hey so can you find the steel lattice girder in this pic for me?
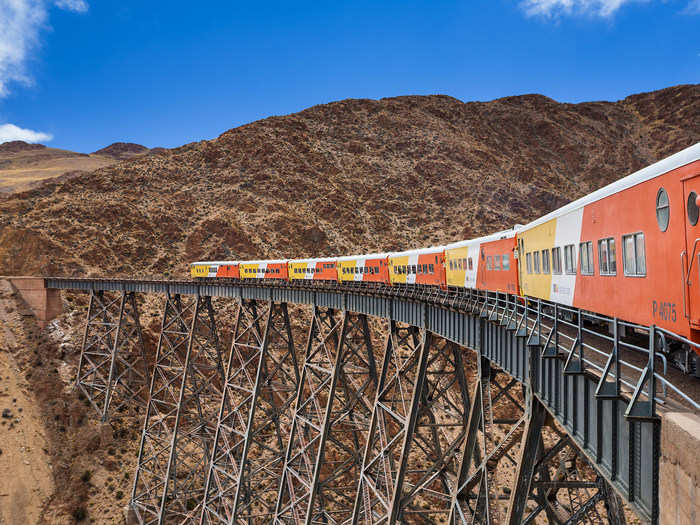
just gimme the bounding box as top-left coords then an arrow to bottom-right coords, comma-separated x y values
131,293 -> 227,525
449,357 -> 527,524
505,396 -> 627,525
304,312 -> 379,525
273,306 -> 344,523
75,289 -> 148,422
200,299 -> 300,524
351,322 -> 470,524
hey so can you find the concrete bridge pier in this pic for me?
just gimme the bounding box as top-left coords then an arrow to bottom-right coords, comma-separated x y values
5,277 -> 62,328
659,412 -> 700,525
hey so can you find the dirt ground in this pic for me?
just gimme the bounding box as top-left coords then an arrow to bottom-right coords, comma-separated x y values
0,281 -> 144,524
0,280 -> 54,524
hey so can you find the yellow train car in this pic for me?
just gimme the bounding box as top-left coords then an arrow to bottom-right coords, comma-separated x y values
239,259 -> 289,280
190,262 -> 220,278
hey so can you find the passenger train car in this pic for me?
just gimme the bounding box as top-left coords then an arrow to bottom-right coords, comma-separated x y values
191,142 -> 700,362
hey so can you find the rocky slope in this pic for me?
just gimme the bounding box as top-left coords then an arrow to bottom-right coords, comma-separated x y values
1,84 -> 698,278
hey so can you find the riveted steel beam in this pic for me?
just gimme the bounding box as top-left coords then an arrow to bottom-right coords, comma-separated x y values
199,299 -> 300,525
130,293 -> 227,525
75,289 -> 148,422
449,358 -> 527,525
351,323 -> 470,524
303,312 -> 378,525
273,306 -> 344,524
506,396 -> 627,525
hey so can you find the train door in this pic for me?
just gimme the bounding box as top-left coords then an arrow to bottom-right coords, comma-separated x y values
517,237 -> 525,295
683,176 -> 700,327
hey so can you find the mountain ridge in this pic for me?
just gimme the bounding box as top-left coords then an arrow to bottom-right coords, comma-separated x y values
0,83 -> 698,277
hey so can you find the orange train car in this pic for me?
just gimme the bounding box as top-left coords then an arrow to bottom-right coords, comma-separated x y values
518,143 -> 700,349
289,258 -> 338,281
476,235 -> 519,294
337,254 -> 390,284
216,262 -> 240,279
388,247 -> 446,288
238,260 -> 289,280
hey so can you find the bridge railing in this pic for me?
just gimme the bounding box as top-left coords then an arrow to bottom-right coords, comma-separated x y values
481,290 -> 700,416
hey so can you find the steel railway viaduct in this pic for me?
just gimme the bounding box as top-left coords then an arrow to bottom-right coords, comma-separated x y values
7,276 -> 700,525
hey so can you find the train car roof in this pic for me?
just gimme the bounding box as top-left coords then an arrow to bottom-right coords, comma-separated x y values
521,141 -> 700,231
238,259 -> 289,265
445,228 -> 520,250
336,253 -> 391,261
389,246 -> 446,257
190,260 -> 239,265
289,257 -> 338,263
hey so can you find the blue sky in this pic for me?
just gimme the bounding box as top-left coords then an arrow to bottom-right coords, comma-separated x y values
0,0 -> 698,152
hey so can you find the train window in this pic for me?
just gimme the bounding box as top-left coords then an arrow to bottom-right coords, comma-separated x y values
468,258 -> 473,271
564,245 -> 576,274
552,247 -> 561,274
486,256 -> 493,270
495,255 -> 502,271
429,263 -> 435,273
688,192 -> 699,226
533,251 -> 541,274
579,242 -> 594,275
623,233 -> 646,276
413,265 -> 418,274
375,266 -> 380,273
526,253 -> 532,274
276,268 -> 280,274
503,253 -> 510,271
449,260 -> 454,270
656,188 -> 670,231
417,265 -> 423,274
402,265 -> 407,274
542,250 -> 550,274
598,238 -> 616,275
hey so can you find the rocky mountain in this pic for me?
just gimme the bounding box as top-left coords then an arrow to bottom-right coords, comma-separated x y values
0,84 -> 698,278
91,142 -> 150,160
0,141 -> 48,153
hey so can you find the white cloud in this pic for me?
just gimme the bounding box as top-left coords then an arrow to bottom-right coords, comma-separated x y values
521,0 -> 700,17
54,0 -> 88,13
0,0 -> 88,98
0,123 -> 53,144
684,0 -> 700,13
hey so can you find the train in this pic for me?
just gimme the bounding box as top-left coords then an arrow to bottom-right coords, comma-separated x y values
192,142 -> 700,370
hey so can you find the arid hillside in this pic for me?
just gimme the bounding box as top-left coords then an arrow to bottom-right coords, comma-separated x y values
0,84 -> 698,277
0,141 -> 150,195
